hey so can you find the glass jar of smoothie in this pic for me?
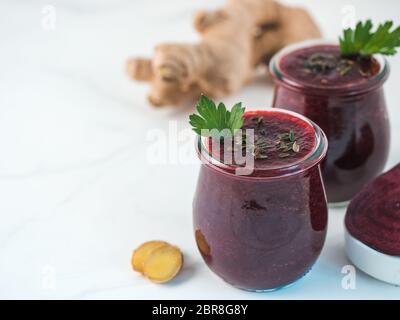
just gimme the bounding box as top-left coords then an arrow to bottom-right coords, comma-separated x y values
193,109 -> 328,291
269,40 -> 390,204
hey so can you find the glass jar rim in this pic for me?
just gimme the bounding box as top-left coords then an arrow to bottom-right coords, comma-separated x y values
195,108 -> 328,180
269,39 -> 389,96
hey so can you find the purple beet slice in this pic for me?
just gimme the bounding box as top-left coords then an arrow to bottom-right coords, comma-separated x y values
345,164 -> 400,256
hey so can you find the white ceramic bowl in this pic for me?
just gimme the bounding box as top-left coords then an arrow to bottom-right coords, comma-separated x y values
345,227 -> 400,286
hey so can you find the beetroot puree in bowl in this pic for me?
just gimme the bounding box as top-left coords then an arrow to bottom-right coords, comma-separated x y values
193,109 -> 328,291
270,42 -> 390,204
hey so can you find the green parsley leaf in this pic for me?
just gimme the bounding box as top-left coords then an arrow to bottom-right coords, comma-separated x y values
339,20 -> 400,57
189,95 -> 245,138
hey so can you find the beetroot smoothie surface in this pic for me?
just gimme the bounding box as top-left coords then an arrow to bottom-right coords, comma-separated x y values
279,45 -> 380,89
204,110 -> 320,176
193,109 -> 328,290
345,164 -> 400,256
240,110 -> 316,168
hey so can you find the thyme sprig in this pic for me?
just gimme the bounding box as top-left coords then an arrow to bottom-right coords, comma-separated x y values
250,116 -> 264,125
303,53 -> 356,77
336,58 -> 354,75
238,128 -> 301,160
275,129 -> 300,157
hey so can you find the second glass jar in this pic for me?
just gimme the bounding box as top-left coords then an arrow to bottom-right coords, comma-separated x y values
269,40 -> 391,204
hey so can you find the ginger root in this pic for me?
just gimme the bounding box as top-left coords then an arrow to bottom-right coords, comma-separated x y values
131,241 -> 183,283
131,240 -> 168,273
127,0 -> 321,107
143,245 -> 183,283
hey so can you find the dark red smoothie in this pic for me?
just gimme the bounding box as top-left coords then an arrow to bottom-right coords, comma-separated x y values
193,109 -> 328,291
270,42 -> 390,204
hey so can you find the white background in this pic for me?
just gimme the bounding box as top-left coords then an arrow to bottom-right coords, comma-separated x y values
0,0 -> 399,299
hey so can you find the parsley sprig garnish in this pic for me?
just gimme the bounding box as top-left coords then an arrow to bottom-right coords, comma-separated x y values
189,95 -> 245,138
340,20 -> 400,57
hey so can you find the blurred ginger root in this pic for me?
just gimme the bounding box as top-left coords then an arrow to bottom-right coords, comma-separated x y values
126,0 -> 321,107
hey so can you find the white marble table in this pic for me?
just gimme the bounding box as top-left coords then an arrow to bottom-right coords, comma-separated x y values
0,0 -> 399,299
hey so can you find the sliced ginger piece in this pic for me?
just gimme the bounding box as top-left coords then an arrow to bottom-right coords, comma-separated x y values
131,240 -> 168,273
142,245 -> 183,283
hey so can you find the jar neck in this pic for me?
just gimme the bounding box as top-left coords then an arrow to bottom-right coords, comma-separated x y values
195,109 -> 328,180
269,39 -> 389,97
